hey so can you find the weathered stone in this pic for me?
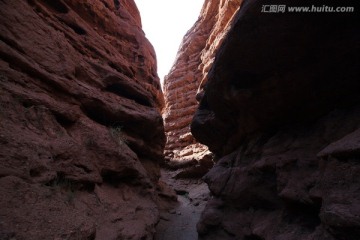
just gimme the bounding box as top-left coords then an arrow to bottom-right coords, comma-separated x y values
0,0 -> 165,239
162,0 -> 242,165
192,0 -> 360,239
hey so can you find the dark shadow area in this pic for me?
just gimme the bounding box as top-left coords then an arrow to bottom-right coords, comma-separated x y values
244,234 -> 264,240
105,83 -> 152,107
283,200 -> 322,230
114,0 -> 120,10
53,111 -> 75,129
101,169 -> 139,187
66,22 -> 87,35
41,0 -> 69,14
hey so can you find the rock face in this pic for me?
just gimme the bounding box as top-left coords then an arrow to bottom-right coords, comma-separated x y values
0,0 -> 166,239
192,0 -> 360,239
162,0 -> 242,165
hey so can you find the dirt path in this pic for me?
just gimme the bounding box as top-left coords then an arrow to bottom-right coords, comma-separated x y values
155,170 -> 210,240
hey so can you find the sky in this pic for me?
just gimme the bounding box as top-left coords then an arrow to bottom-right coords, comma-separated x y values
134,0 -> 204,85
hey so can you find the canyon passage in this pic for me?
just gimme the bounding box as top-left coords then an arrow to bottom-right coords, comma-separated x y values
1,0 -> 360,240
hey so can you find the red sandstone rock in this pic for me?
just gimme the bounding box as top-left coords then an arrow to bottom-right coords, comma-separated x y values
191,0 -> 360,239
0,0 -> 166,239
162,0 -> 242,167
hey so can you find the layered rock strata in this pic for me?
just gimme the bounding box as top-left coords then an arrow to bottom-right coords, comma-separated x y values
192,0 -> 360,239
0,0 -> 167,239
162,0 -> 242,166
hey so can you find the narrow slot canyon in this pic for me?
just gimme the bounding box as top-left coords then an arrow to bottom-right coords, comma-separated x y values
0,1 -> 359,240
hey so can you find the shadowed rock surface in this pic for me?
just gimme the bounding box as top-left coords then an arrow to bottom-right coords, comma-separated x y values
162,0 -> 242,168
0,0 -> 167,239
192,0 -> 360,239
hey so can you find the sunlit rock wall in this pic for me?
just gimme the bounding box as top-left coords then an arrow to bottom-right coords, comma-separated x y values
163,0 -> 242,166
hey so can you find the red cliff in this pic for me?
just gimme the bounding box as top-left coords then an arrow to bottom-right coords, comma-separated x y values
192,0 -> 360,239
163,0 -> 242,170
0,0 -> 166,239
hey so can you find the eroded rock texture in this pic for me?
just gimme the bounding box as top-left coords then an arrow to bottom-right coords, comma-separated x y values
0,0 -> 166,239
192,0 -> 360,239
162,0 -> 242,167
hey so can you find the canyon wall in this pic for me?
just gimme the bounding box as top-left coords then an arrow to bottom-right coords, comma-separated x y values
192,0 -> 360,239
162,0 -> 242,166
0,0 -> 168,239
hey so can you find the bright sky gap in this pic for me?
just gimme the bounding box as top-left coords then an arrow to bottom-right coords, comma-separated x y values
134,0 -> 204,85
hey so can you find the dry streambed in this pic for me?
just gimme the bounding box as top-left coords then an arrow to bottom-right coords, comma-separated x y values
155,170 -> 210,240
